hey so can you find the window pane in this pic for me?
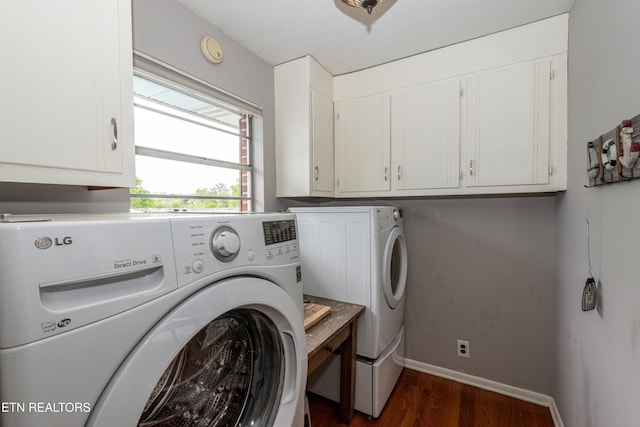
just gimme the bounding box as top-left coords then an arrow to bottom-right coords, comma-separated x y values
131,196 -> 244,213
131,68 -> 253,213
135,156 -> 242,195
134,104 -> 241,163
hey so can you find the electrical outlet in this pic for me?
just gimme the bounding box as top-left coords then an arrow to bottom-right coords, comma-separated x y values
457,339 -> 470,358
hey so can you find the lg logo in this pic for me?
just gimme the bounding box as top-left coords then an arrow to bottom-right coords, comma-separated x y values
34,236 -> 73,249
57,318 -> 71,328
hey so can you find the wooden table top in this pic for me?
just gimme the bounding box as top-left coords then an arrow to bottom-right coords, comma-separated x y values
304,294 -> 365,359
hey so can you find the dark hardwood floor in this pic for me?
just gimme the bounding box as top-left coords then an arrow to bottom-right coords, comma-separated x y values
307,368 -> 555,427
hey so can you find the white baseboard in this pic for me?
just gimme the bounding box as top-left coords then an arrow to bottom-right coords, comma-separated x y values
403,358 -> 564,427
548,398 -> 564,427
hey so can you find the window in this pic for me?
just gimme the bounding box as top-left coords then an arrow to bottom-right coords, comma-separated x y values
131,59 -> 258,213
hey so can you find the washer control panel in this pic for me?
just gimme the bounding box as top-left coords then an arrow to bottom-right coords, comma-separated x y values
263,219 -> 298,262
262,219 -> 296,245
170,213 -> 300,288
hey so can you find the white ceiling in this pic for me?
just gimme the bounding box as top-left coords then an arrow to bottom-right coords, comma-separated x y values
177,0 -> 573,76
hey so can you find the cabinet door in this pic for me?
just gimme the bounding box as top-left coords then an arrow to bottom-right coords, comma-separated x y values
392,80 -> 461,191
335,95 -> 391,194
0,0 -> 133,186
310,89 -> 334,193
465,61 -> 551,187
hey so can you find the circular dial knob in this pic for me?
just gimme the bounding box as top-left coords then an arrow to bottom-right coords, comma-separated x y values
210,226 -> 241,262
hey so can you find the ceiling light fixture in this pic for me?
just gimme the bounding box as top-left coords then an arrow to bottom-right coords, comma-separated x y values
342,0 -> 387,14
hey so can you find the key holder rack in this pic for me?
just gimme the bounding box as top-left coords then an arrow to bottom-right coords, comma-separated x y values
586,114 -> 640,187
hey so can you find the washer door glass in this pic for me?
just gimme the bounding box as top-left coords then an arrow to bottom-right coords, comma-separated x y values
390,239 -> 403,294
139,309 -> 284,427
382,227 -> 408,309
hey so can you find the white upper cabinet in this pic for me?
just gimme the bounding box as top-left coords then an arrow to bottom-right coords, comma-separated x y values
310,89 -> 334,193
0,0 -> 134,187
392,80 -> 461,192
274,15 -> 568,199
333,14 -> 568,197
335,95 -> 391,195
334,80 -> 462,198
465,60 -> 551,188
275,56 -> 334,197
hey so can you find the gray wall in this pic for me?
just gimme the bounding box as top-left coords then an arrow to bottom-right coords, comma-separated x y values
0,0 -> 281,214
284,196 -> 557,395
556,0 -> 640,425
402,197 -> 556,394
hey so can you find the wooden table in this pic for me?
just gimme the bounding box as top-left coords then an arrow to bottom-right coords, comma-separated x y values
304,295 -> 365,424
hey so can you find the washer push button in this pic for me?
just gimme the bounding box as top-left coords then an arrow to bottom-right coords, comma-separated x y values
192,259 -> 205,274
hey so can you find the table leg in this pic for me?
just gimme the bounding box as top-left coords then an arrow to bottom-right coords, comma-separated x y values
339,321 -> 357,423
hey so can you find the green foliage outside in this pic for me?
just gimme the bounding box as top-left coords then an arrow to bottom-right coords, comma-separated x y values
130,177 -> 242,211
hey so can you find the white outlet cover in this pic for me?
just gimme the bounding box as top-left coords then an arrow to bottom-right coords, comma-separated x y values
457,339 -> 470,358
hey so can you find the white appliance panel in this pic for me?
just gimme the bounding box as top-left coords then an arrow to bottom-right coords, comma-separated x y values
0,213 -> 306,427
0,218 -> 177,348
306,326 -> 405,417
291,206 -> 406,359
290,206 -> 408,417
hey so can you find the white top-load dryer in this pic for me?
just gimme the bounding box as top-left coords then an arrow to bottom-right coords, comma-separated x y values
289,206 -> 408,417
0,212 -> 307,427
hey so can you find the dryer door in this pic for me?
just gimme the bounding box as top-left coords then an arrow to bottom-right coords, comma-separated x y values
87,277 -> 306,427
382,226 -> 408,309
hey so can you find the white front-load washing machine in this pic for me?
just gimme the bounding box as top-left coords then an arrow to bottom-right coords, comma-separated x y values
289,206 -> 408,418
0,212 -> 307,427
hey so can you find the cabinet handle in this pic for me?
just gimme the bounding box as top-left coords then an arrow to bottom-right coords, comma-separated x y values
469,160 -> 473,176
110,118 -> 118,150
397,166 -> 401,180
384,167 -> 388,181
314,166 -> 319,181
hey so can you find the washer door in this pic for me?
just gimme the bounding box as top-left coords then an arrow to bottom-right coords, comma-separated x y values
87,277 -> 306,427
382,227 -> 408,309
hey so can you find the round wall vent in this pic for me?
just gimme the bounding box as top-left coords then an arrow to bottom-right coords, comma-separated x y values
200,36 -> 223,64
